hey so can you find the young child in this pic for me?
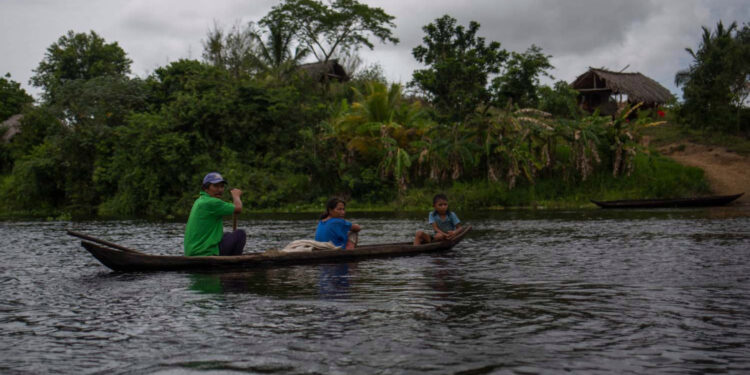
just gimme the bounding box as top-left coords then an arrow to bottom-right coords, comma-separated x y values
414,194 -> 462,245
315,198 -> 362,250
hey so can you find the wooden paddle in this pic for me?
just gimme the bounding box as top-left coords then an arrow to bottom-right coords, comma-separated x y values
233,213 -> 237,231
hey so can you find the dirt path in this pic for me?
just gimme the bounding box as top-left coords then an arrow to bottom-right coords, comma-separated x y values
658,142 -> 750,204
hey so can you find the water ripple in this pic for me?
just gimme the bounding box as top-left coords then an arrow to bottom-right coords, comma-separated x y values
1,209 -> 749,374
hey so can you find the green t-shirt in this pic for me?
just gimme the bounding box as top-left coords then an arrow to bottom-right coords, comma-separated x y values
184,190 -> 236,256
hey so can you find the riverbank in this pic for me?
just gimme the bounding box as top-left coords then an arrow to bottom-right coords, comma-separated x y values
2,155 -> 709,220
642,123 -> 750,205
659,142 -> 749,204
0,149 -> 711,220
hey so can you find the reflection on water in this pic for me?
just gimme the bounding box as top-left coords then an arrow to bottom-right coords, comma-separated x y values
189,274 -> 227,294
319,263 -> 354,299
1,207 -> 749,374
188,263 -> 358,299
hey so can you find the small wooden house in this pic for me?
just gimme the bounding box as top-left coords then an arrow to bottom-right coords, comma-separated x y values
571,68 -> 673,115
298,59 -> 349,82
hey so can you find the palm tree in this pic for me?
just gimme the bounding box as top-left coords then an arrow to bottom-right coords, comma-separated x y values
330,82 -> 429,192
251,16 -> 309,77
675,21 -> 745,132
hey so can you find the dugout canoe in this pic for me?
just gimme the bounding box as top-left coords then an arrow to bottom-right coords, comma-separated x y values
68,226 -> 472,272
591,193 -> 743,209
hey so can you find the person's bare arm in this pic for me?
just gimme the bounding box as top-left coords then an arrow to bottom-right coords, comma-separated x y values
230,188 -> 243,214
432,222 -> 447,237
350,223 -> 361,232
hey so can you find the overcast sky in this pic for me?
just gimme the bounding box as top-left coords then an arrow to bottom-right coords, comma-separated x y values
1,0 -> 748,101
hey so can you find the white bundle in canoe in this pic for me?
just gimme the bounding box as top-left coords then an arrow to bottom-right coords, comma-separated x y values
280,239 -> 341,253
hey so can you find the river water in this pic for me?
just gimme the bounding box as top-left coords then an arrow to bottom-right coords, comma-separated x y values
1,208 -> 749,374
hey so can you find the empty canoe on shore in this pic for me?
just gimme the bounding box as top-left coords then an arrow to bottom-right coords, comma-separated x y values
68,226 -> 472,272
591,193 -> 743,209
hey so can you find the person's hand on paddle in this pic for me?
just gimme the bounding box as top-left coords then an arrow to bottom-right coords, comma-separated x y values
230,188 -> 243,214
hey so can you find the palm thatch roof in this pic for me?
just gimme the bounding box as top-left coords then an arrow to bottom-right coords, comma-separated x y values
572,68 -> 673,104
298,59 -> 349,82
1,114 -> 23,142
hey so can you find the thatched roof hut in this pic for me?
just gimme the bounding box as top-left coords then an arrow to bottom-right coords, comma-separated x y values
571,68 -> 673,114
1,114 -> 23,142
298,59 -> 349,82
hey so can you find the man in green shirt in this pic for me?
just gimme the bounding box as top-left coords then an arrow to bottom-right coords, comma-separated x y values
184,172 -> 245,256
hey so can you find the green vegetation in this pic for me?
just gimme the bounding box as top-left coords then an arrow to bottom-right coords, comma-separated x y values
675,21 -> 749,134
2,6 -> 739,219
642,122 -> 750,156
0,73 -> 33,122
410,14 -> 507,123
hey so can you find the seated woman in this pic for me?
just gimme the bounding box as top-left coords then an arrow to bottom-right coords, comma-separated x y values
315,198 -> 361,249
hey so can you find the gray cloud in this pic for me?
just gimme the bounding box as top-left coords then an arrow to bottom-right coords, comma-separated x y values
1,0 -> 748,100
380,0 -> 656,54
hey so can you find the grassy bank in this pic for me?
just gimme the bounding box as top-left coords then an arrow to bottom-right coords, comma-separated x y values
0,152 -> 709,220
642,122 -> 750,156
385,153 -> 708,211
265,152 -> 709,213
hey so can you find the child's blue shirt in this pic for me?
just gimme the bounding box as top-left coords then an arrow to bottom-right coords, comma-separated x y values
428,211 -> 460,232
315,218 -> 352,248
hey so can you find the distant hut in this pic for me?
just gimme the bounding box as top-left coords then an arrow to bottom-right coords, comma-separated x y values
571,68 -> 673,115
298,59 -> 349,82
1,114 -> 23,143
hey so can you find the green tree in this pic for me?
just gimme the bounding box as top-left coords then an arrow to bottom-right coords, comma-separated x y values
30,30 -> 132,103
202,22 -> 257,78
418,121 -> 481,182
1,107 -> 61,174
492,44 -> 554,108
330,82 -> 429,193
0,74 -> 33,121
99,112 -> 198,217
6,106 -> 61,160
263,0 -> 398,63
537,81 -> 582,119
410,15 -> 508,123
485,108 -> 555,187
675,21 -> 750,133
50,75 -> 147,127
253,14 -> 310,75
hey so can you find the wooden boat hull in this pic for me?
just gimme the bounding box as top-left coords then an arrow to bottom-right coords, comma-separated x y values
591,193 -> 743,209
78,226 -> 471,272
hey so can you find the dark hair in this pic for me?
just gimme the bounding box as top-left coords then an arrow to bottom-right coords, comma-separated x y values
202,182 -> 224,191
433,194 -> 448,204
320,197 -> 346,220
432,193 -> 451,215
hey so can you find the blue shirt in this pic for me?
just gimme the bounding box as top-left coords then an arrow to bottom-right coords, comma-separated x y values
428,211 -> 460,233
315,218 -> 352,248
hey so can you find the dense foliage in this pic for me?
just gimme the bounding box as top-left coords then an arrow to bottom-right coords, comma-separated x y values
0,9 -> 716,218
410,15 -> 507,123
0,74 -> 33,122
264,0 -> 399,63
492,45 -> 554,108
675,21 -> 750,134
30,30 -> 132,104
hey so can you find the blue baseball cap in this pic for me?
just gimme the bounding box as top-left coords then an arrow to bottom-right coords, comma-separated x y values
202,172 -> 227,186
